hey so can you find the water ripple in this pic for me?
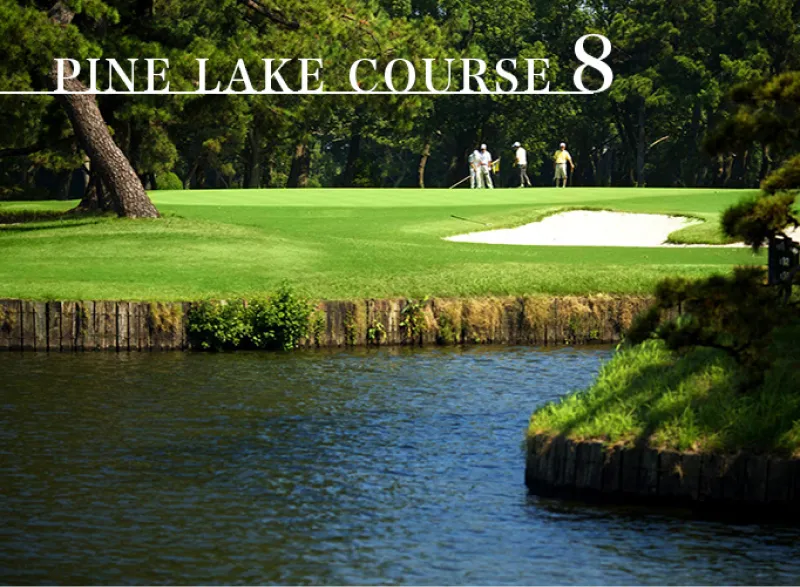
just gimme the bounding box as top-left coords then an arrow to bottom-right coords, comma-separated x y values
2,347 -> 800,585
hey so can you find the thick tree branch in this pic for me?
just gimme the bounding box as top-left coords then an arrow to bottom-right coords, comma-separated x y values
341,14 -> 384,56
239,0 -> 299,30
0,143 -> 46,159
47,1 -> 75,26
0,135 -> 74,159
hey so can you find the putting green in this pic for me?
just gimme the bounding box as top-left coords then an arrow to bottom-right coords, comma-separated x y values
0,187 -> 763,300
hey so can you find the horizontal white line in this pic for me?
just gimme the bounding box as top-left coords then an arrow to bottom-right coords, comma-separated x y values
0,90 -> 599,96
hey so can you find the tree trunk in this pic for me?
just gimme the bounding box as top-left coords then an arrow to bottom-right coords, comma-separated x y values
74,160 -> 96,212
338,132 -> 361,187
589,149 -> 602,186
45,4 -> 158,218
245,129 -> 261,188
193,166 -> 206,189
75,179 -> 100,212
758,144 -> 771,183
575,150 -> 592,187
264,151 -> 274,188
729,149 -> 751,187
185,160 -> 199,189
47,61 -> 159,218
612,102 -> 637,186
723,154 -> 734,185
687,102 -> 703,186
418,141 -> 430,189
636,99 -> 646,187
287,143 -> 310,188
81,158 -> 91,194
393,168 -> 408,187
74,166 -> 113,213
57,171 -> 71,200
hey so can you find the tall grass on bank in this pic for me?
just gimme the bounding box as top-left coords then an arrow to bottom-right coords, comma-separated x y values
529,327 -> 800,457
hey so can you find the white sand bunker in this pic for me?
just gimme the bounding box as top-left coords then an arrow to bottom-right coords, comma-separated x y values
446,210 -> 714,248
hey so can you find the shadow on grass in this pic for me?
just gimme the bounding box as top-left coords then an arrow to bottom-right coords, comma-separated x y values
0,209 -> 70,224
554,356 -> 714,442
0,209 -> 114,233
545,336 -> 800,456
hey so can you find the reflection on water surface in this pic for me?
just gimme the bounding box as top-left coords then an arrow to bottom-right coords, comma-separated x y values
2,347 -> 799,584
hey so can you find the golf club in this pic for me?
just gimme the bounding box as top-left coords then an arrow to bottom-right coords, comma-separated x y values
451,215 -> 493,227
449,176 -> 471,189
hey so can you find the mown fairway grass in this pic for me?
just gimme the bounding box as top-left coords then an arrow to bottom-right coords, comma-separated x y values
0,187 -> 763,301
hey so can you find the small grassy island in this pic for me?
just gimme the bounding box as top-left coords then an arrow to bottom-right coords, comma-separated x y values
529,333 -> 800,457
524,317 -> 800,513
526,101 -> 800,515
525,250 -> 800,512
526,72 -> 800,514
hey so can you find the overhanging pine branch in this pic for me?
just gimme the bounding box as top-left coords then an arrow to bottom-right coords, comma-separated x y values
239,0 -> 300,30
0,143 -> 47,159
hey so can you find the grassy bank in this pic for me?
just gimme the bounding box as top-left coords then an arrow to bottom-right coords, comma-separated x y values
528,328 -> 800,457
0,188 -> 762,300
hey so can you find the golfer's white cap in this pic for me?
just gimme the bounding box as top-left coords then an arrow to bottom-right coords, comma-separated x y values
512,141 -> 521,148
560,142 -> 566,147
481,144 -> 487,149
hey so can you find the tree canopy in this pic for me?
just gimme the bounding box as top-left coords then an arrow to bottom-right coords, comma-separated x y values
1,0 -> 800,198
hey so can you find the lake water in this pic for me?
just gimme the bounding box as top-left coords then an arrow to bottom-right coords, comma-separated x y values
2,347 -> 800,585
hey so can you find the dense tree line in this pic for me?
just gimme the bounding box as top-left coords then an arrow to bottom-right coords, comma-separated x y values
1,0 -> 799,201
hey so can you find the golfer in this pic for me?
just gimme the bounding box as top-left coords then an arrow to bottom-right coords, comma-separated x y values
513,141 -> 532,187
468,147 -> 483,189
478,144 -> 494,189
553,142 -> 575,188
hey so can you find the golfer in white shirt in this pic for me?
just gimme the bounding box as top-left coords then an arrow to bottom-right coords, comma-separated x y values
513,141 -> 532,187
478,144 -> 493,189
468,148 -> 483,188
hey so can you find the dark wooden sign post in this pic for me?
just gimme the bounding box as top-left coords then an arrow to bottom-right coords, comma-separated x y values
768,235 -> 800,301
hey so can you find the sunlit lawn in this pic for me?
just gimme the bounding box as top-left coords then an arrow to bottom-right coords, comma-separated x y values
529,327 -> 800,456
0,187 -> 762,300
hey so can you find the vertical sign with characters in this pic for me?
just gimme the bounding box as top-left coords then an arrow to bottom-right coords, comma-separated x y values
768,235 -> 800,286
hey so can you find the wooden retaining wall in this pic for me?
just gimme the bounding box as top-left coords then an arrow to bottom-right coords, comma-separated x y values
307,295 -> 653,348
0,294 -> 653,351
0,300 -> 189,351
525,434 -> 800,514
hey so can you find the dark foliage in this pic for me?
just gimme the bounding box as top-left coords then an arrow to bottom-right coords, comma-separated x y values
628,268 -> 799,387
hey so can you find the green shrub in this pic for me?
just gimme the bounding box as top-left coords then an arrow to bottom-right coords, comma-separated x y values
436,313 -> 459,345
308,308 -> 326,345
155,172 -> 184,191
187,300 -> 250,351
248,285 -> 314,350
343,310 -> 359,346
721,192 -> 797,250
367,320 -> 386,345
400,296 -> 430,343
188,285 -> 315,351
762,154 -> 800,194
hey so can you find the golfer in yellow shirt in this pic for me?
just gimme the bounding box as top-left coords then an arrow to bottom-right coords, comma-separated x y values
553,142 -> 575,187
